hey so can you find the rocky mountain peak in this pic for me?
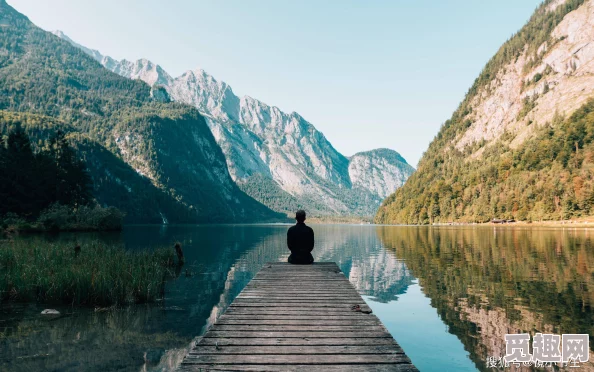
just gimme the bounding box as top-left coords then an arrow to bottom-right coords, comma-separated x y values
52,30 -> 103,62
349,149 -> 415,199
54,30 -> 415,217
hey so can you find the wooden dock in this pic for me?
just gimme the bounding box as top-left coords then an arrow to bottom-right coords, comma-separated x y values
179,262 -> 417,371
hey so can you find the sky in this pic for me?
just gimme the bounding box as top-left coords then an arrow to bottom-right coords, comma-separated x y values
8,0 -> 543,167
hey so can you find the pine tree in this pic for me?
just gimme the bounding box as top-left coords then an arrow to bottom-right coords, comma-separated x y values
48,130 -> 92,207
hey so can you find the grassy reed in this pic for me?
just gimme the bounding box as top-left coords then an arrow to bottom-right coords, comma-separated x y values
0,239 -> 175,306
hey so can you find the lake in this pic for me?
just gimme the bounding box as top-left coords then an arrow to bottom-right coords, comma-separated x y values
1,224 -> 593,371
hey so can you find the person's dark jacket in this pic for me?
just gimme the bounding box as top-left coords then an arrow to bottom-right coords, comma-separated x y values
287,222 -> 314,264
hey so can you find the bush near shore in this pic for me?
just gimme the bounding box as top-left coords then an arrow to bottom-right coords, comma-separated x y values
1,204 -> 124,233
0,240 -> 175,306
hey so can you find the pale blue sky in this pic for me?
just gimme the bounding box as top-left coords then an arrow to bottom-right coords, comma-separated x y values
9,0 -> 543,166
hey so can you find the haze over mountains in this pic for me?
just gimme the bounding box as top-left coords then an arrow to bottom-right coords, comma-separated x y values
53,30 -> 415,217
377,0 -> 594,224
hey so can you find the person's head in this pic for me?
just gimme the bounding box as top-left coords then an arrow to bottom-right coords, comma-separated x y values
295,210 -> 306,223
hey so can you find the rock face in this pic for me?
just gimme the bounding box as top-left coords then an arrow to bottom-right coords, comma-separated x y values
53,31 -> 415,216
376,0 -> 594,224
348,149 -> 415,199
455,0 -> 594,154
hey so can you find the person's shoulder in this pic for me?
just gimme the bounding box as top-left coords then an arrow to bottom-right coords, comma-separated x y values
306,225 -> 314,232
288,224 -> 297,232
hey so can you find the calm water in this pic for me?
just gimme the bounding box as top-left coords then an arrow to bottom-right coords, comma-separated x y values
1,225 -> 593,371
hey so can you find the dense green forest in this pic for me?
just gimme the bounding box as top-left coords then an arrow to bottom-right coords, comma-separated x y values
377,98 -> 594,224
0,120 -> 124,231
0,1 -> 281,223
375,0 -> 591,224
0,125 -> 90,218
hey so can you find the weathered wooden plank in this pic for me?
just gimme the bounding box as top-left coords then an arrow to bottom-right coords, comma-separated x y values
237,292 -> 360,297
240,289 -> 360,293
179,364 -> 419,372
220,310 -> 377,316
253,276 -> 345,279
230,300 -> 368,305
233,299 -> 364,304
263,262 -> 338,265
229,303 -> 372,309
221,315 -> 375,321
217,318 -> 381,326
246,280 -> 352,284
252,280 -> 348,282
259,264 -> 336,266
238,291 -> 359,295
219,316 -> 376,321
210,325 -> 386,332
239,294 -> 362,298
224,308 -> 374,315
237,292 -> 361,302
197,337 -> 401,346
182,354 -> 411,364
255,271 -> 344,274
244,286 -> 357,290
254,273 -> 346,276
244,287 -> 357,291
234,298 -> 363,303
179,262 -> 415,371
190,345 -> 403,355
255,270 -> 343,274
203,331 -> 392,338
242,284 -> 353,288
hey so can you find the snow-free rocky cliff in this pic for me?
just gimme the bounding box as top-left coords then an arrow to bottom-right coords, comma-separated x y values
455,0 -> 594,156
375,0 -> 594,225
53,30 -> 415,216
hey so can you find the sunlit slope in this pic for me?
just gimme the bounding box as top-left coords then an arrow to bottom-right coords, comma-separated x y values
376,0 -> 594,224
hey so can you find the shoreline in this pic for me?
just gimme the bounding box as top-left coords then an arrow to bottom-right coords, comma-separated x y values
431,217 -> 594,228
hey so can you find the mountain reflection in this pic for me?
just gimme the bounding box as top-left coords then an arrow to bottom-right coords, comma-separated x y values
202,224 -> 414,331
378,226 -> 594,371
1,225 -> 415,372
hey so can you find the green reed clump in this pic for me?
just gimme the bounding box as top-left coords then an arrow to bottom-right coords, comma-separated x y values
0,240 -> 175,306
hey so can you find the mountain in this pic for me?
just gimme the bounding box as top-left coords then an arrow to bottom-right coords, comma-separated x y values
348,149 -> 414,199
376,0 -> 594,224
52,31 -> 415,217
0,1 -> 282,223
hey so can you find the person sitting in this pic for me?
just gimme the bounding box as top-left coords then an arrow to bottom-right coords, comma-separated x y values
287,210 -> 314,264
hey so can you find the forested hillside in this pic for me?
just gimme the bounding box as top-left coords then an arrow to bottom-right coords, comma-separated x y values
376,0 -> 594,224
0,1 -> 282,223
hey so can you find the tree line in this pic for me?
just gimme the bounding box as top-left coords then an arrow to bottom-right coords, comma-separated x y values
376,98 -> 594,224
0,124 -> 91,219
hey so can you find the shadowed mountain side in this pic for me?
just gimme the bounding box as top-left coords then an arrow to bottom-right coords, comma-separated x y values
0,1 -> 282,223
0,112 -> 200,223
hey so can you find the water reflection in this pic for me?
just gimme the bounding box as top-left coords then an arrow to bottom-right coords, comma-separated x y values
1,225 -> 414,371
1,225 -> 593,371
378,226 -> 594,371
